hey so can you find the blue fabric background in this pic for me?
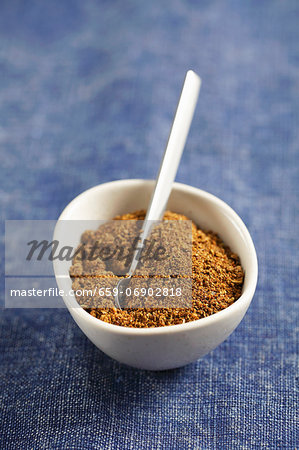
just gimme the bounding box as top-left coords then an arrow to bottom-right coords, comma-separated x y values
0,0 -> 298,448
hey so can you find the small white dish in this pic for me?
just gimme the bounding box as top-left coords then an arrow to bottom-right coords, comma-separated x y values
53,179 -> 258,370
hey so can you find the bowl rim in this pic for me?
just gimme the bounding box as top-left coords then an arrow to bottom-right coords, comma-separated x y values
55,179 -> 258,335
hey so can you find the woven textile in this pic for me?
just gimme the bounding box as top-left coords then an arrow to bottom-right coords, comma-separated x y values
0,0 -> 298,448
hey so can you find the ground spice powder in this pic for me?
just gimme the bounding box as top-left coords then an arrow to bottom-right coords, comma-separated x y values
70,210 -> 244,328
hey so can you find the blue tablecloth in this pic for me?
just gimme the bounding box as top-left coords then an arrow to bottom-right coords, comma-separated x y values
0,1 -> 298,448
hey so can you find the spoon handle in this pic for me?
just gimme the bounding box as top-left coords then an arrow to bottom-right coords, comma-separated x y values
128,70 -> 201,275
145,70 -> 201,224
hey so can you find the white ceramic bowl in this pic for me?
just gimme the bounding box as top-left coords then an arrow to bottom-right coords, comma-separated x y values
54,179 -> 258,370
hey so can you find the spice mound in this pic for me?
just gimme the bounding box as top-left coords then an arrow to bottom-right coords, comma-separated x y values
69,210 -> 244,328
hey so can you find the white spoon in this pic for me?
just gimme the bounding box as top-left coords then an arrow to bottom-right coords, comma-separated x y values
115,70 -> 201,308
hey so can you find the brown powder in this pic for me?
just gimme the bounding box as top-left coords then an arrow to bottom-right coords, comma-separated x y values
70,210 -> 244,328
